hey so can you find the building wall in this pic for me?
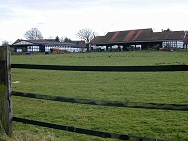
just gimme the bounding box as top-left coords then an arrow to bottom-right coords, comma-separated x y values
45,45 -> 86,52
162,41 -> 184,48
27,46 -> 40,52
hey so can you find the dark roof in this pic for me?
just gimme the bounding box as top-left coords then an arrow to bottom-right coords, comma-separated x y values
146,31 -> 185,41
71,40 -> 86,47
91,28 -> 186,44
12,39 -> 86,47
30,39 -> 56,42
91,28 -> 152,44
90,36 -> 104,43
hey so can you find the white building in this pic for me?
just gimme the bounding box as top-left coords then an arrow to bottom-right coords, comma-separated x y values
12,39 -> 86,53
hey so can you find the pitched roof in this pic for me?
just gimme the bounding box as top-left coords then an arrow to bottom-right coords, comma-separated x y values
91,28 -> 186,44
12,39 -> 85,47
90,36 -> 104,44
71,40 -> 86,47
91,28 -> 152,44
146,31 -> 185,41
30,39 -> 56,42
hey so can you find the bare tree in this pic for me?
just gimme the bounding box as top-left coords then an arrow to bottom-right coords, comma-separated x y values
59,37 -> 64,42
1,40 -> 9,46
48,36 -> 54,39
24,28 -> 43,40
76,28 -> 97,43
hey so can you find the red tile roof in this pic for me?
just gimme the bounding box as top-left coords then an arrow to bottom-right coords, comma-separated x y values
123,30 -> 135,41
133,29 -> 143,40
91,28 -> 186,44
90,36 -> 104,44
109,31 -> 120,42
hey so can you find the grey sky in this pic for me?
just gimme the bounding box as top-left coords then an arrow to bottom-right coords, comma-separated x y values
0,0 -> 188,43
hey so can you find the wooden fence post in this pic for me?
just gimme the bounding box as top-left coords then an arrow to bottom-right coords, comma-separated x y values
0,46 -> 13,137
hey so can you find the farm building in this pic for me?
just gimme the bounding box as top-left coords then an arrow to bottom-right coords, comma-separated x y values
12,39 -> 86,53
90,28 -> 187,51
184,32 -> 188,49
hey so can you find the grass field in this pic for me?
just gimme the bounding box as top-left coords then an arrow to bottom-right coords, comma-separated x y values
10,51 -> 188,141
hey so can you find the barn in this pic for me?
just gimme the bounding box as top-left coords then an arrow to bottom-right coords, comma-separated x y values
90,28 -> 187,51
184,32 -> 188,49
12,39 -> 86,53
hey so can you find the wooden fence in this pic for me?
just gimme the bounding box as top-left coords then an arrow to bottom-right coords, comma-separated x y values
0,46 -> 188,140
0,46 -> 13,137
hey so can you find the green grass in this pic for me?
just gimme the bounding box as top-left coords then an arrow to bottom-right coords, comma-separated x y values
11,51 -> 188,141
12,51 -> 188,66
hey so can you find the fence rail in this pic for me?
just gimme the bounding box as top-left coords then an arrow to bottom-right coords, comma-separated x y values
13,117 -> 170,141
0,50 -> 186,140
11,63 -> 188,140
12,91 -> 188,111
11,64 -> 188,72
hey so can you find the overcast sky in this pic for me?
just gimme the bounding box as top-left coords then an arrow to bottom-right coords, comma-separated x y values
0,0 -> 188,44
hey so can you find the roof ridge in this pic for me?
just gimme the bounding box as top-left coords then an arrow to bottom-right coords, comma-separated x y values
108,28 -> 152,33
